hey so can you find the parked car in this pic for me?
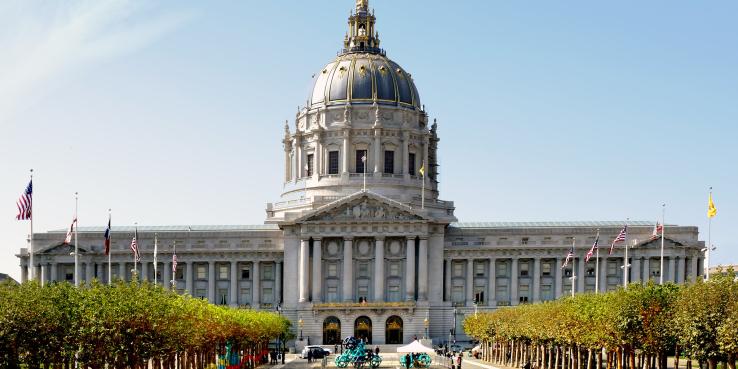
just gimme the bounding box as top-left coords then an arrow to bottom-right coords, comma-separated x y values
300,345 -> 331,359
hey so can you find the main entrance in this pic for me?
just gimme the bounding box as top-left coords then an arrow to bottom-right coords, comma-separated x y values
323,316 -> 341,345
385,316 -> 403,344
354,316 -> 372,344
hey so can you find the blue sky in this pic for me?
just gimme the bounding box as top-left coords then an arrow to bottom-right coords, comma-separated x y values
1,0 -> 736,281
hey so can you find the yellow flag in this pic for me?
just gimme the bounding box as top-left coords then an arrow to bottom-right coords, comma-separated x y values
419,162 -> 425,176
708,192 -> 717,218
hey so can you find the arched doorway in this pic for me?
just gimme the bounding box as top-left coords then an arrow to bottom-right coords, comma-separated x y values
354,316 -> 372,344
323,316 -> 341,345
385,316 -> 403,344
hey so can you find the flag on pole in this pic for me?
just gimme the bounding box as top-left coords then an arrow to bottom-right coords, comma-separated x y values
708,193 -> 717,218
130,228 -> 140,262
609,226 -> 627,255
562,244 -> 575,269
104,215 -> 111,255
16,180 -> 33,220
153,234 -> 158,280
172,253 -> 178,275
419,162 -> 425,177
585,234 -> 599,262
64,218 -> 77,244
652,221 -> 663,239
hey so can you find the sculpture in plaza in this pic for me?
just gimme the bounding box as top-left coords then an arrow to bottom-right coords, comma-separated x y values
335,337 -> 382,368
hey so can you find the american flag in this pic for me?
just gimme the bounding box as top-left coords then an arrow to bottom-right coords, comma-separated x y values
585,234 -> 599,263
64,217 -> 77,244
561,244 -> 575,269
130,228 -> 140,262
172,253 -> 178,275
652,222 -> 663,238
16,180 -> 32,220
609,226 -> 627,255
104,215 -> 111,256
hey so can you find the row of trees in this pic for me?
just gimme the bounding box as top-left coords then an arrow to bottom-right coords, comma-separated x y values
464,273 -> 738,369
0,279 -> 290,369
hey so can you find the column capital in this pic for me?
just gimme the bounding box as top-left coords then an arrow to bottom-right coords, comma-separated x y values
374,236 -> 386,241
343,237 -> 355,241
312,237 -> 323,242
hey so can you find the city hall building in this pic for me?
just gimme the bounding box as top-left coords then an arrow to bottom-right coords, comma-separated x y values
17,0 -> 705,346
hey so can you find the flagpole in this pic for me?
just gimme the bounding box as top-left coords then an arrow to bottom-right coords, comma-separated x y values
421,161 -> 425,210
623,218 -> 630,290
570,237 -> 576,297
660,203 -> 665,284
29,169 -> 35,282
595,229 -> 600,294
154,233 -> 158,285
171,240 -> 177,290
74,192 -> 79,287
134,222 -> 138,276
706,187 -> 712,280
108,209 -> 112,285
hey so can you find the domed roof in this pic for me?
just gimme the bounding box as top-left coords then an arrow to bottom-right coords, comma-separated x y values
308,53 -> 420,110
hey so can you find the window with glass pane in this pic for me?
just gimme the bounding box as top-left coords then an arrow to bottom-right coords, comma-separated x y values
520,262 -> 529,276
241,267 -> 250,279
541,285 -> 553,301
388,283 -> 401,302
357,284 -> 369,302
263,287 -> 273,303
496,262 -> 508,277
475,262 -> 486,276
586,267 -> 595,276
607,261 -> 617,276
240,287 -> 251,304
384,150 -> 394,173
408,153 -> 416,175
218,289 -> 228,305
327,284 -> 339,302
195,289 -> 206,299
263,264 -> 273,280
453,262 -> 463,277
327,263 -> 338,277
306,154 -> 314,176
196,265 -> 206,280
328,151 -> 339,174
355,150 -> 367,173
358,262 -> 369,277
542,262 -> 552,276
389,262 -> 400,276
495,279 -> 509,301
218,265 -> 228,280
519,284 -> 530,303
452,285 -> 464,303
473,285 -> 486,304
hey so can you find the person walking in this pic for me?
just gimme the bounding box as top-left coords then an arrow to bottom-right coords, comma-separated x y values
307,349 -> 313,363
375,346 -> 380,355
456,352 -> 463,369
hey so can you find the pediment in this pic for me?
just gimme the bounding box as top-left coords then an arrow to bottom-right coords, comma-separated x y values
39,243 -> 89,255
634,237 -> 685,248
296,191 -> 428,223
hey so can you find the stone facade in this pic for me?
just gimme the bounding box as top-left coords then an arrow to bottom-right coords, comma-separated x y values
16,0 -> 705,347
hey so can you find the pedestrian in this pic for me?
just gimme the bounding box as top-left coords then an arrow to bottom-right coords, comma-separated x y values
456,353 -> 462,369
413,335 -> 418,341
375,346 -> 380,355
405,353 -> 412,369
307,349 -> 313,363
335,344 -> 339,354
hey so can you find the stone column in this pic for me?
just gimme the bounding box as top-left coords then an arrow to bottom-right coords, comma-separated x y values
444,259 -> 452,301
299,239 -> 310,303
632,258 -> 641,283
21,264 -> 28,283
402,132 -> 410,179
119,263 -> 126,282
41,264 -> 48,286
555,257 -> 563,298
186,262 -> 194,294
418,238 -> 429,301
284,141 -> 291,182
343,238 -> 354,302
532,258 -> 541,302
275,261 -> 282,304
668,257 -> 676,283
577,258 -> 585,292
642,258 -> 651,282
230,260 -> 238,306
690,257 -> 698,283
163,261 -> 171,288
208,261 -> 216,304
141,261 -> 148,281
405,238 -> 415,301
677,257 -> 685,284
314,139 -> 322,179
295,136 -> 303,179
50,263 -> 58,282
86,262 -> 94,283
600,258 -> 608,293
342,130 -> 350,175
313,239 -> 323,302
510,258 -> 519,305
466,259 -> 475,306
373,129 -> 381,175
374,237 -> 385,301
488,258 -> 496,306
253,261 -> 261,307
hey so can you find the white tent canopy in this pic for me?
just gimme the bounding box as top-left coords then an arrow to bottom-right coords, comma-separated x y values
396,340 -> 435,353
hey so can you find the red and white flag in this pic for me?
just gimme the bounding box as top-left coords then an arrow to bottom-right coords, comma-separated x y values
609,226 -> 627,255
585,234 -> 600,263
130,228 -> 140,262
652,222 -> 663,238
64,218 -> 77,244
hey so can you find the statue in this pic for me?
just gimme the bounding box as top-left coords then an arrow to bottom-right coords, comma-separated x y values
356,0 -> 368,11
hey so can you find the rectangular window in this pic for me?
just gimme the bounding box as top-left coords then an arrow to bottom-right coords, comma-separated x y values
522,237 -> 529,245
519,284 -> 530,303
453,262 -> 464,277
263,264 -> 273,280
218,265 -> 228,280
388,283 -> 401,302
327,263 -> 338,278
327,285 -> 339,302
408,153 -> 416,175
520,261 -> 529,277
475,262 -> 486,276
217,288 -> 228,305
384,150 -> 394,174
306,154 -> 314,176
355,150 -> 367,173
358,262 -> 369,277
175,266 -> 184,280
473,286 -> 486,304
497,262 -> 508,277
542,262 -> 552,276
452,285 -> 464,303
328,151 -> 339,174
195,289 -> 207,299
263,287 -> 273,303
541,285 -> 553,301
241,267 -> 250,280
608,261 -> 617,276
389,262 -> 400,276
495,279 -> 509,302
240,287 -> 251,305
196,265 -> 207,280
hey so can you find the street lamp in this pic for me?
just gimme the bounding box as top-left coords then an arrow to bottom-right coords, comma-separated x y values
423,315 -> 429,340
299,318 -> 304,341
276,304 -> 285,364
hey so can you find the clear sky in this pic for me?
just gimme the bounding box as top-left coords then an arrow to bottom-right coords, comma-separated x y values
1,0 -> 736,281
